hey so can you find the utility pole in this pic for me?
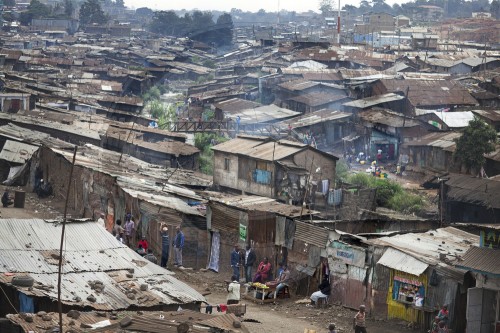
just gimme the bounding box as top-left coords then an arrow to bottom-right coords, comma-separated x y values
337,0 -> 341,44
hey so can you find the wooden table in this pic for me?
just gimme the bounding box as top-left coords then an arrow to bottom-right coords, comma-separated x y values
249,286 -> 277,304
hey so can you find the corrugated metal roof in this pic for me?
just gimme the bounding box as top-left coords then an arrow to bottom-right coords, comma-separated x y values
456,246 -> 500,276
228,104 -> 300,123
0,219 -> 205,310
287,91 -> 348,107
343,93 -> 405,108
0,140 -> 39,163
366,227 -> 479,266
444,174 -> 500,209
433,111 -> 474,128
379,79 -> 478,107
278,109 -> 351,129
212,136 -> 266,154
278,79 -> 319,91
205,192 -> 318,218
214,98 -> 261,111
359,109 -> 420,128
377,247 -> 429,275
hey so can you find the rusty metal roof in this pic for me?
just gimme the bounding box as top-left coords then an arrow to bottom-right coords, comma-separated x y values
444,174 -> 500,209
278,109 -> 351,129
366,227 -> 479,266
379,79 -> 478,107
287,91 -> 348,107
456,246 -> 500,276
214,98 -> 261,111
0,140 -> 39,164
472,109 -> 500,122
278,79 -> 320,91
359,109 -> 420,128
0,219 -> 205,310
343,93 -> 405,109
205,192 -> 318,218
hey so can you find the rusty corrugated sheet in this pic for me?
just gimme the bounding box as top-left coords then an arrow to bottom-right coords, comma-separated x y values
199,313 -> 246,331
210,202 -> 240,232
294,221 -> 329,248
456,246 -> 500,275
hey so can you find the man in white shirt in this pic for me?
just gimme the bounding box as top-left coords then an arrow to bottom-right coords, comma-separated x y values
227,275 -> 240,305
97,213 -> 106,229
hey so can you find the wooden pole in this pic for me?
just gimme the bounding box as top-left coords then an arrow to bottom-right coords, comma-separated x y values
58,146 -> 78,332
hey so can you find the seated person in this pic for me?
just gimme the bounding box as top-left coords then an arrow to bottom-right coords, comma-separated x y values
308,277 -> 331,306
252,257 -> 271,283
274,265 -> 291,296
136,244 -> 146,256
2,189 -> 13,207
138,236 -> 149,251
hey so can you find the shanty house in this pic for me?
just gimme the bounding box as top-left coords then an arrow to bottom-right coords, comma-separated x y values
212,135 -> 338,205
456,226 -> 500,333
32,143 -> 211,270
367,227 -> 479,332
442,174 -> 500,224
371,79 -> 478,113
0,219 -> 205,318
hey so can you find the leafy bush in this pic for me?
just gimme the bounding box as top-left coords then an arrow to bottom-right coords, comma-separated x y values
372,179 -> 402,207
388,192 -> 424,215
336,160 -> 350,183
195,133 -> 228,175
347,173 -> 423,214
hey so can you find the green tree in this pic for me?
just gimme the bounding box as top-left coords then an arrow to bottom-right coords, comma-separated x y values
115,0 -> 125,8
4,0 -> 16,6
64,0 -> 74,18
19,0 -> 51,25
79,0 -> 108,26
215,13 -> 233,46
454,117 -> 497,174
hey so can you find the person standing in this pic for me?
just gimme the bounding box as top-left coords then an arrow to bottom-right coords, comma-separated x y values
160,226 -> 169,268
124,214 -> 135,247
97,213 -> 106,229
244,245 -> 256,283
353,304 -> 367,333
173,226 -> 184,267
231,244 -> 241,282
113,219 -> 125,243
227,275 -> 241,305
328,323 -> 337,333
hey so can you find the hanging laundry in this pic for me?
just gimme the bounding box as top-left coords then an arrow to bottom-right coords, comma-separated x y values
321,179 -> 329,195
333,189 -> 343,206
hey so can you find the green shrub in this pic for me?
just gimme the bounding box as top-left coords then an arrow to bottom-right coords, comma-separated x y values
388,191 -> 424,215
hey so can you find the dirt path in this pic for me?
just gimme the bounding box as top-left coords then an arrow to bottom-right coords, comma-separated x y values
174,269 -> 407,333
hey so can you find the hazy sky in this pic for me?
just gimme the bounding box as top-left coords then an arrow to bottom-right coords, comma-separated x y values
124,0 -> 400,12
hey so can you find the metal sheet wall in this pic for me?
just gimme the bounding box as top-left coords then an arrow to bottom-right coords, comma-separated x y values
294,221 -> 329,248
210,203 -> 240,232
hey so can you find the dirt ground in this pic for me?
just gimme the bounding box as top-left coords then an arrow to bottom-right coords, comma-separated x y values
0,187 -> 418,333
172,268 -> 410,333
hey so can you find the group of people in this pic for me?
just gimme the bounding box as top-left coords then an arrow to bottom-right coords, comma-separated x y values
103,212 -> 185,269
431,305 -> 449,333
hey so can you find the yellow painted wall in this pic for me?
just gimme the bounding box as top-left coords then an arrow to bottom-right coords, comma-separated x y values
387,270 -> 428,325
